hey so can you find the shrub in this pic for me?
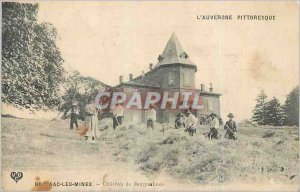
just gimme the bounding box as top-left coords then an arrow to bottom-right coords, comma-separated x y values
135,143 -> 158,164
162,132 -> 188,144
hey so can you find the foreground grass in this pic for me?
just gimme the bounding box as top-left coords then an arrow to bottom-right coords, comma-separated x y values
99,120 -> 299,185
2,117 -> 299,185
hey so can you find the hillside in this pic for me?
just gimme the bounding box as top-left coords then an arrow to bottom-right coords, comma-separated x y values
2,117 -> 299,191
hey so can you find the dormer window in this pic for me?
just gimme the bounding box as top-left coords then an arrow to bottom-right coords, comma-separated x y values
180,52 -> 189,59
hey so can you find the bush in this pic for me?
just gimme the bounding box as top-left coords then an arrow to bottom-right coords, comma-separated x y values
135,143 -> 158,164
163,148 -> 179,167
262,131 -> 275,138
162,132 -> 188,144
140,157 -> 162,172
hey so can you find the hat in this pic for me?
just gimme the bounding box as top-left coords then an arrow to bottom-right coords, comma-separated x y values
227,113 -> 234,118
210,112 -> 217,117
116,100 -> 123,104
71,103 -> 77,106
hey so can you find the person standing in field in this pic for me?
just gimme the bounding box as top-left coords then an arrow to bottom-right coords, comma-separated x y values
145,104 -> 156,130
185,110 -> 198,136
208,113 -> 219,139
112,100 -> 124,130
84,97 -> 98,143
70,104 -> 79,130
175,112 -> 186,129
224,113 -> 237,140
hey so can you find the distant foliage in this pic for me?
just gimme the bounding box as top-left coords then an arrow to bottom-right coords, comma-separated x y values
251,90 -> 268,125
265,97 -> 286,126
2,2 -> 64,110
59,71 -> 110,120
252,87 -> 299,127
284,86 -> 299,126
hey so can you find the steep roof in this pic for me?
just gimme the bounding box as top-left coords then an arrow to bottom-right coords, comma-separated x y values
155,32 -> 194,67
115,33 -> 198,89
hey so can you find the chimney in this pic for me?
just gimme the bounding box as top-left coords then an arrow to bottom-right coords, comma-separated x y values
200,84 -> 205,92
119,75 -> 123,84
209,83 -> 213,92
149,63 -> 153,70
129,74 -> 133,81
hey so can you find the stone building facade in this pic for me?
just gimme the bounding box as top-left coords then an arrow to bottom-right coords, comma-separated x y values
115,33 -> 221,123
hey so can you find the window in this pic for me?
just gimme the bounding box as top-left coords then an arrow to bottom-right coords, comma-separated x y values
168,72 -> 175,87
183,71 -> 191,87
180,52 -> 189,59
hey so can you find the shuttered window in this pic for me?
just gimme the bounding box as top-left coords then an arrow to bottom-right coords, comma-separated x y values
183,71 -> 191,87
168,72 -> 175,87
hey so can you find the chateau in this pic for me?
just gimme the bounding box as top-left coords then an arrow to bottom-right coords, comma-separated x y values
115,33 -> 221,123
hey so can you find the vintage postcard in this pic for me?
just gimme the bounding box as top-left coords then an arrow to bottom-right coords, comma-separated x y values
1,1 -> 299,191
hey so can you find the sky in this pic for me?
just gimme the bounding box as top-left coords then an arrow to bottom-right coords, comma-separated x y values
4,1 -> 299,120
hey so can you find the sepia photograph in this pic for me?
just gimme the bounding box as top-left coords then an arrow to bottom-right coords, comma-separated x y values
1,1 -> 299,191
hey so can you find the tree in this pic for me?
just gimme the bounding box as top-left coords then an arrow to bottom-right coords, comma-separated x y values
284,86 -> 299,126
265,97 -> 286,126
2,2 -> 64,110
251,90 -> 268,125
59,71 -> 110,120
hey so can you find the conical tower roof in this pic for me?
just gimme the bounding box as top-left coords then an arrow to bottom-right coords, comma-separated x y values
155,33 -> 194,67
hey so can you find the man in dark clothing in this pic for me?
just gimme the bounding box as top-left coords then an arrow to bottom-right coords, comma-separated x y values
112,101 -> 124,130
224,113 -> 237,140
70,104 -> 79,130
175,112 -> 186,129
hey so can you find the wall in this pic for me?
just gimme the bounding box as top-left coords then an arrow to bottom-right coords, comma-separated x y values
197,93 -> 221,116
179,66 -> 195,89
145,64 -> 196,90
117,64 -> 220,123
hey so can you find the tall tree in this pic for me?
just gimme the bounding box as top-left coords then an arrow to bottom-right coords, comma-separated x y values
284,86 -> 299,126
265,97 -> 286,126
2,2 -> 64,110
60,71 -> 110,120
251,90 -> 268,125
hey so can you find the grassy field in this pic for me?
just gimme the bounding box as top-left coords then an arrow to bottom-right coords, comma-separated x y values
2,117 -> 299,187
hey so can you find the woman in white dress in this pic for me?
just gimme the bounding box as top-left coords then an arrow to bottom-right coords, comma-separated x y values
84,97 -> 98,143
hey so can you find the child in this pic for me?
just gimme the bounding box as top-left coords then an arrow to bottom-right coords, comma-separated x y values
145,104 -> 156,130
70,104 -> 79,130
